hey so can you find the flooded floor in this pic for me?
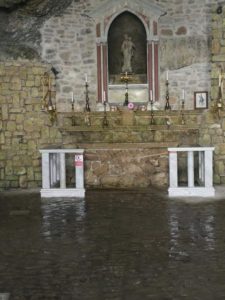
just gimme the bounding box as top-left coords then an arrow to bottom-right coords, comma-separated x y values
0,188 -> 225,299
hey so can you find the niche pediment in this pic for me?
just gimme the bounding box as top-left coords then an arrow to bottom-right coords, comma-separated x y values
90,0 -> 165,20
89,0 -> 166,41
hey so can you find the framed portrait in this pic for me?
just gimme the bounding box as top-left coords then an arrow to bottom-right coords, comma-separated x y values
194,91 -> 208,109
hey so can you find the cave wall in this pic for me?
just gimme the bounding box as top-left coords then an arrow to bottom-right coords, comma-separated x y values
0,0 -> 217,110
2,0 -> 225,190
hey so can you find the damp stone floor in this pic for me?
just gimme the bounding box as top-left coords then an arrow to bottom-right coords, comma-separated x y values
1,187 -> 225,300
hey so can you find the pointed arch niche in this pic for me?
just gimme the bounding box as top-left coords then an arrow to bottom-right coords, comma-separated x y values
91,0 -> 165,104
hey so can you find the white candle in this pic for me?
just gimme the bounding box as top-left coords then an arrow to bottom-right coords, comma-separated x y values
103,91 -> 106,103
166,70 -> 169,81
182,89 -> 185,100
85,74 -> 88,83
150,90 -> 153,101
71,92 -> 74,103
219,74 -> 221,87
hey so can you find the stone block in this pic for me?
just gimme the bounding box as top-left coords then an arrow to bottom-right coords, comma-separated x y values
212,39 -> 221,54
10,181 -> 19,188
218,161 -> 225,174
24,118 -> 35,132
176,26 -> 187,35
0,132 -> 5,144
32,67 -> 45,75
220,176 -> 225,184
5,165 -> 13,176
28,140 -> 37,151
154,131 -> 163,142
34,172 -> 42,181
121,111 -> 134,126
26,81 -> 35,87
213,174 -> 221,184
2,104 -> 8,120
31,87 -> 39,97
212,135 -> 224,144
27,167 -> 34,181
15,167 -> 27,176
19,175 -> 27,188
7,121 -> 16,131
212,54 -> 225,62
160,29 -> 173,36
217,144 -> 225,154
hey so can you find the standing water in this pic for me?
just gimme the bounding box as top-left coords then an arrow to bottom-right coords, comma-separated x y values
0,188 -> 225,299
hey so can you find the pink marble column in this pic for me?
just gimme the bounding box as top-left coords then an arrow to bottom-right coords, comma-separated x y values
147,42 -> 153,101
154,42 -> 159,101
96,44 -> 102,102
102,43 -> 108,102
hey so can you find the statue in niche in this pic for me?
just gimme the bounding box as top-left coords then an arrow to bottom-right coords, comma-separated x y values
121,34 -> 135,73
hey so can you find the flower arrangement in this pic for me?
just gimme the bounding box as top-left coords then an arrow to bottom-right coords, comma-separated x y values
128,102 -> 134,110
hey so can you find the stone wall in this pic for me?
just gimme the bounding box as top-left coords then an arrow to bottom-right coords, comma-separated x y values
2,2 -> 225,190
0,60 -> 201,190
198,3 -> 225,185
0,61 -> 62,189
40,0 -> 215,111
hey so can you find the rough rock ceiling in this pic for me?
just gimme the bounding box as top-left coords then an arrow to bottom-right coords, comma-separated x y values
0,0 -> 73,60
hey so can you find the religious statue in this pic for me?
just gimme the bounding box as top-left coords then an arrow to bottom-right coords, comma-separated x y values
121,34 -> 135,73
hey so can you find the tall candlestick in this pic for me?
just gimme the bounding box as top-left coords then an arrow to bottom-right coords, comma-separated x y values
150,90 -> 153,101
72,92 -> 74,103
182,89 -> 185,100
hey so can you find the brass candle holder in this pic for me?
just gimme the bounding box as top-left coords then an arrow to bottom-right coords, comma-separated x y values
165,79 -> 171,110
41,72 -> 57,124
150,99 -> 155,125
102,101 -> 109,128
84,81 -> 91,112
180,99 -> 185,125
121,72 -> 132,106
71,101 -> 76,126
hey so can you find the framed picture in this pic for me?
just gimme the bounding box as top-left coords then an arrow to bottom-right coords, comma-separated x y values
194,91 -> 208,109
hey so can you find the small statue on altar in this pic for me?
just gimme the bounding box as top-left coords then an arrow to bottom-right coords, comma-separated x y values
121,34 -> 135,73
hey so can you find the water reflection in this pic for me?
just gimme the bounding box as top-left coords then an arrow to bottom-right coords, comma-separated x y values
1,190 -> 225,299
168,202 -> 216,260
41,198 -> 86,240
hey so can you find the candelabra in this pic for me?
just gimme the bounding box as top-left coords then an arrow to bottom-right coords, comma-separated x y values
41,72 -> 57,124
102,101 -> 109,128
71,101 -> 76,126
121,73 -> 132,106
84,81 -> 91,112
180,99 -> 185,125
164,79 -> 171,110
150,98 -> 155,125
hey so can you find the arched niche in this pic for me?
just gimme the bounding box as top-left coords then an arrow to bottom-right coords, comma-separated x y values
108,11 -> 147,84
91,0 -> 166,104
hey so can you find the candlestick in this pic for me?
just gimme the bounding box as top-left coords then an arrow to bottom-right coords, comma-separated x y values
164,78 -> 171,110
102,100 -> 109,128
182,89 -> 185,100
72,92 -> 74,103
84,80 -> 91,112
